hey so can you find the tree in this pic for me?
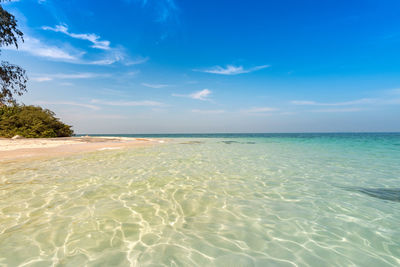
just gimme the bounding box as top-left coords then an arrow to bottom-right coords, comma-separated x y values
0,0 -> 27,105
0,1 -> 73,138
0,105 -> 74,137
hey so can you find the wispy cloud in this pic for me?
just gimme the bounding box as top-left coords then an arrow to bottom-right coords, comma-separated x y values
87,54 -> 122,65
238,106 -> 280,117
141,83 -> 169,88
91,99 -> 165,107
57,112 -> 128,121
387,88 -> 400,95
194,65 -> 270,75
191,109 -> 225,114
2,0 -> 21,3
5,35 -> 123,65
172,89 -> 212,101
135,0 -> 179,23
126,71 -> 140,76
42,24 -> 111,50
156,0 -> 178,23
35,101 -> 100,110
242,107 -> 278,113
31,72 -> 109,82
121,0 -> 180,41
190,89 -> 212,100
32,77 -> 52,82
292,95 -> 400,111
125,56 -> 149,66
291,98 -> 375,106
4,36 -> 83,61
59,82 -> 74,86
85,53 -> 148,66
6,32 -> 144,66
311,108 -> 363,113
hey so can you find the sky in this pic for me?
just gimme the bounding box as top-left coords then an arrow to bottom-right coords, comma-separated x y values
2,0 -> 400,133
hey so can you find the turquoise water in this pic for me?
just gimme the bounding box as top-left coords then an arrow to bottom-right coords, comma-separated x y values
1,133 -> 400,266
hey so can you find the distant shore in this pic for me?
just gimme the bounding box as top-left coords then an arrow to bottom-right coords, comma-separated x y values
0,136 -> 165,161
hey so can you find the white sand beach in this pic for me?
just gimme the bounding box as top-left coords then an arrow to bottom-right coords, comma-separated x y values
0,136 -> 164,161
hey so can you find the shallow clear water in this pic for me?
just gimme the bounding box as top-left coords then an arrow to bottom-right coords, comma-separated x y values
1,133 -> 400,266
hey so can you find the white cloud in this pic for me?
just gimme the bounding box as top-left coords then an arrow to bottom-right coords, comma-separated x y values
91,99 -> 165,107
125,56 -> 149,66
41,24 -> 131,65
86,49 -> 127,65
4,36 -> 123,65
35,101 -> 100,110
126,71 -> 140,76
88,58 -> 120,65
31,72 -> 108,82
53,73 -> 103,79
42,24 -> 111,50
191,109 -> 225,114
172,89 -> 212,101
2,0 -> 21,3
290,100 -> 316,105
56,112 -> 128,122
291,98 -> 375,106
280,111 -> 296,115
5,32 -> 142,65
190,89 -> 212,100
242,107 -> 278,113
194,65 -> 270,75
141,83 -> 169,88
86,52 -> 147,66
311,108 -> 363,113
59,82 -> 74,86
4,36 -> 82,61
32,77 -> 53,82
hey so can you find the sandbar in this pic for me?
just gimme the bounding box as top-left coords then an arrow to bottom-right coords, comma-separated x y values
0,136 -> 164,161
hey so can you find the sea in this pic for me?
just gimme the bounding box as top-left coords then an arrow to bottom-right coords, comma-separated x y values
1,133 -> 399,266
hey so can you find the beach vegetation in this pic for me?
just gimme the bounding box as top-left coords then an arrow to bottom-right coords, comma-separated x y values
0,105 -> 73,138
0,0 -> 27,105
0,1 -> 72,138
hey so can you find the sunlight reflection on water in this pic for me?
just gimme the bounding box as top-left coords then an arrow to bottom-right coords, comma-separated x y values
1,134 -> 400,266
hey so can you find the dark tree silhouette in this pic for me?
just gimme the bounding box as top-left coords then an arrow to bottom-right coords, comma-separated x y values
0,0 -> 27,105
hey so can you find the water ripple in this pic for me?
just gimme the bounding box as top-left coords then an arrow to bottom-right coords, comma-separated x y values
0,136 -> 400,266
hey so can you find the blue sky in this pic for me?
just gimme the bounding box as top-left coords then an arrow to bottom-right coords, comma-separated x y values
3,0 -> 400,133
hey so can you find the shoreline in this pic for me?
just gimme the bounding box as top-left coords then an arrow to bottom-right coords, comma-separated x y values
0,136 -> 165,161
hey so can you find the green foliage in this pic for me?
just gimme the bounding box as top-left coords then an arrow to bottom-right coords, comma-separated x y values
0,105 -> 73,138
0,61 -> 27,105
0,4 -> 71,138
0,2 -> 23,48
0,1 -> 27,105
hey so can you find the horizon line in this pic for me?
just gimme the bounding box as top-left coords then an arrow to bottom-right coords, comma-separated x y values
76,132 -> 400,135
